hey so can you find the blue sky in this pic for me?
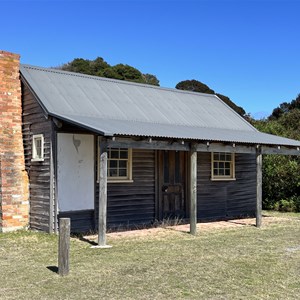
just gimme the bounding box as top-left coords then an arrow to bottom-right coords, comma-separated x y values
1,0 -> 300,118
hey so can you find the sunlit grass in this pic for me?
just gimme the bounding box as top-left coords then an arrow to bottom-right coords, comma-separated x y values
0,213 -> 299,299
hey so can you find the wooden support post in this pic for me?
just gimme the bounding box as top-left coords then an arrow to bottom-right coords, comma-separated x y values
93,142 -> 111,249
58,218 -> 70,276
256,150 -> 262,228
190,144 -> 197,235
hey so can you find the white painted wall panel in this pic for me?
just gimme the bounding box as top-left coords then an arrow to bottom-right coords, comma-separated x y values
57,133 -> 94,212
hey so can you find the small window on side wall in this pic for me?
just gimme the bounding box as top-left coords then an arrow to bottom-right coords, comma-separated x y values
98,146 -> 133,183
32,134 -> 44,161
211,152 -> 235,181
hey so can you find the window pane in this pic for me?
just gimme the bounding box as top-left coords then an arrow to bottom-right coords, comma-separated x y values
225,162 -> 230,169
213,169 -> 218,176
109,160 -> 118,168
109,169 -> 118,177
219,169 -> 224,176
119,160 -> 127,168
120,150 -> 128,159
119,169 -> 127,177
219,162 -> 224,169
220,153 -> 226,161
225,153 -> 232,161
214,162 -> 218,169
213,153 -> 219,160
110,150 -> 119,159
225,169 -> 230,176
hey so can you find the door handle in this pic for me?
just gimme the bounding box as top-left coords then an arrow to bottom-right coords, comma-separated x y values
162,185 -> 168,192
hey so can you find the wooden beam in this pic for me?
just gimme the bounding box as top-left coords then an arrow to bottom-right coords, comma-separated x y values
58,218 -> 70,276
107,137 -> 300,156
107,138 -> 189,151
49,137 -> 54,233
190,143 -> 197,235
94,141 -> 111,248
261,146 -> 300,156
196,143 -> 257,154
256,149 -> 262,228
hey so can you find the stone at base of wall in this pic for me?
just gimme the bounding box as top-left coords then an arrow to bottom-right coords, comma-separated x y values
0,225 -> 27,233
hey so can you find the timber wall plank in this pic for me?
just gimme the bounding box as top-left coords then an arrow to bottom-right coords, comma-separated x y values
22,84 -> 53,232
197,152 -> 256,220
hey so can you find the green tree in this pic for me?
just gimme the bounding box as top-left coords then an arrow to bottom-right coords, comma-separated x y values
176,79 -> 214,94
269,94 -> 300,120
142,74 -> 160,86
109,64 -> 144,82
254,109 -> 300,212
61,58 -> 91,74
60,57 -> 160,86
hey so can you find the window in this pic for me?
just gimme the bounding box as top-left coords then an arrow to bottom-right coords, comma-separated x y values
211,152 -> 235,180
32,134 -> 44,161
104,148 -> 132,182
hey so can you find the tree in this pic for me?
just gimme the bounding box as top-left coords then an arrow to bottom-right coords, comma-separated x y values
176,79 -> 214,94
109,64 -> 144,82
59,57 -> 160,86
269,94 -> 300,120
254,108 -> 300,212
61,58 -> 91,74
142,74 -> 160,86
175,79 -> 246,116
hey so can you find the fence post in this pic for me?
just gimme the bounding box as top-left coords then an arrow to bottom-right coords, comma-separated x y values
58,218 -> 70,276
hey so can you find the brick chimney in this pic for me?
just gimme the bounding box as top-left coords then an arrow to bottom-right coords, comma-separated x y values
0,50 -> 29,232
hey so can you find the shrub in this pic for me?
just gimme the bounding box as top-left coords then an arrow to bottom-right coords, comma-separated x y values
273,199 -> 297,212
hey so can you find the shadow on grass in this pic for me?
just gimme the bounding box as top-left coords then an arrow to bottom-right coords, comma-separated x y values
226,220 -> 257,227
47,266 -> 58,274
78,236 -> 98,246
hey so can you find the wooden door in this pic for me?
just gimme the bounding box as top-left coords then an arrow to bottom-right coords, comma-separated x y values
159,151 -> 186,219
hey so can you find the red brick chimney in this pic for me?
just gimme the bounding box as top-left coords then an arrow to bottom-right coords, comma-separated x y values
0,50 -> 29,232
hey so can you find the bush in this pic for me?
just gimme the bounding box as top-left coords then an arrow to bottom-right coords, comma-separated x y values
273,199 -> 297,212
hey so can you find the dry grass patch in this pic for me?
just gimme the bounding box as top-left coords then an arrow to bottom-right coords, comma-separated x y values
0,212 -> 299,299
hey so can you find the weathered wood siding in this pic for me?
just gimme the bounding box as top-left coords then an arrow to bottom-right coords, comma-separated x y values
94,149 -> 156,230
197,152 -> 256,220
22,83 -> 54,232
58,210 -> 95,233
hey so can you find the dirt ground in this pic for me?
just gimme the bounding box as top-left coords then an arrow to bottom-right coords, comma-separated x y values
84,216 -> 288,241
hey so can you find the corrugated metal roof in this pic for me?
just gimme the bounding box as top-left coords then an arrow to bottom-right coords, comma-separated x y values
20,64 -> 300,147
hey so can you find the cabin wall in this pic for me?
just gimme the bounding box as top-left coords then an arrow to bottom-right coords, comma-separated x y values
22,83 -> 54,232
106,149 -> 156,228
197,152 -> 256,220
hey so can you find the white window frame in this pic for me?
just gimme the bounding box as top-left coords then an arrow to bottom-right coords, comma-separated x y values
211,152 -> 236,181
32,134 -> 44,162
98,145 -> 133,183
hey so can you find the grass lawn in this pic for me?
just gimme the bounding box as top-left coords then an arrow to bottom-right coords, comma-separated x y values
0,212 -> 300,299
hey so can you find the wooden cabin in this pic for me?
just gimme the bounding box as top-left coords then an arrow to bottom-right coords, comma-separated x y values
13,63 -> 300,234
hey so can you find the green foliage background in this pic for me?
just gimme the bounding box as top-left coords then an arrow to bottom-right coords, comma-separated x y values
60,57 -> 160,86
253,100 -> 300,212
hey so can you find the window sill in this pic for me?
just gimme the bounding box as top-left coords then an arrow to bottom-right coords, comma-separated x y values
31,158 -> 44,162
108,180 -> 134,184
97,180 -> 134,184
211,177 -> 236,181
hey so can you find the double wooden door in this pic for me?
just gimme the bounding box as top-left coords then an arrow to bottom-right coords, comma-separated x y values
159,151 -> 186,219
